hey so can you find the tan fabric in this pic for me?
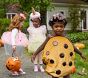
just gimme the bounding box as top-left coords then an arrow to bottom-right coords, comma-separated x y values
42,36 -> 75,77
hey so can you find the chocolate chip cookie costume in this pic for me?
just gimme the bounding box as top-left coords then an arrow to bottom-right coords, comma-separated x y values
42,36 -> 76,77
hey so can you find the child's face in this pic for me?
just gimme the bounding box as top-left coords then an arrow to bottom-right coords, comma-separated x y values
52,23 -> 64,36
32,18 -> 40,28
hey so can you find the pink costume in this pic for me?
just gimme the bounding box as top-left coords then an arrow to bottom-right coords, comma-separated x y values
1,30 -> 28,56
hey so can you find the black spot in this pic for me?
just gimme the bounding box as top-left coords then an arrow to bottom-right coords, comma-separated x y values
56,70 -> 61,75
62,62 -> 66,66
42,59 -> 47,65
64,44 -> 68,49
69,61 -> 72,66
60,53 -> 64,58
70,52 -> 73,56
50,59 -> 54,64
43,61 -> 46,65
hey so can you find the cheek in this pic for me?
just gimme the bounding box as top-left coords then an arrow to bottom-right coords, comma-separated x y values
60,27 -> 64,31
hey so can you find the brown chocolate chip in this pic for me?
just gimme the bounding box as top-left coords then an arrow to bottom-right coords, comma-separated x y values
69,61 -> 72,66
64,44 -> 68,49
62,62 -> 66,66
50,59 -> 54,64
70,52 -> 73,56
60,53 -> 64,58
56,70 -> 61,75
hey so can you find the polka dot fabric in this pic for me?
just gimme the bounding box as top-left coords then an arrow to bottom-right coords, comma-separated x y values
42,36 -> 76,77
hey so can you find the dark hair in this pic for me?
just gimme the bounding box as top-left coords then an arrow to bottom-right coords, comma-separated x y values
49,14 -> 67,27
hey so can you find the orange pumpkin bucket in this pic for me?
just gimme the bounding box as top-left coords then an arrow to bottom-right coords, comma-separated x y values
6,51 -> 21,72
6,57 -> 21,72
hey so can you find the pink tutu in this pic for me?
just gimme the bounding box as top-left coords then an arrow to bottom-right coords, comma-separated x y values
1,31 -> 28,47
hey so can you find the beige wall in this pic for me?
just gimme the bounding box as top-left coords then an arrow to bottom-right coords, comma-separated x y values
47,6 -> 88,31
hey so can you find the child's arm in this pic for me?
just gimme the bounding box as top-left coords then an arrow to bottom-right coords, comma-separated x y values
74,46 -> 86,60
31,37 -> 50,62
11,28 -> 18,52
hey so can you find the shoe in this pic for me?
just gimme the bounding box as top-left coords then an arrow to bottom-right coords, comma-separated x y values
12,71 -> 19,76
34,65 -> 38,72
20,71 -> 26,75
40,66 -> 44,72
19,68 -> 26,75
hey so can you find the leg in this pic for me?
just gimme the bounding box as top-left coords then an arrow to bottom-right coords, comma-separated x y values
33,54 -> 39,72
38,51 -> 44,72
11,71 -> 19,76
18,68 -> 26,74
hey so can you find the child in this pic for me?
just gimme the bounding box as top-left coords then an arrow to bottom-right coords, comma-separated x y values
1,13 -> 28,75
27,8 -> 47,72
31,13 -> 86,78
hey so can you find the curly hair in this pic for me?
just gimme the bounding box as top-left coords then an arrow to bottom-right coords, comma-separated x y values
49,13 -> 67,27
8,13 -> 26,31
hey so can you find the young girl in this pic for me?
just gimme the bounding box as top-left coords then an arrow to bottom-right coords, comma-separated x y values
1,13 -> 28,75
27,8 -> 47,72
31,13 -> 86,78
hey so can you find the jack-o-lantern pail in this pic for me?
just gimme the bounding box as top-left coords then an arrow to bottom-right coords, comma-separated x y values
6,57 -> 21,72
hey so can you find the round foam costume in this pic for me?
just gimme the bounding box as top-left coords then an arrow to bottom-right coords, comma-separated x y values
42,36 -> 76,78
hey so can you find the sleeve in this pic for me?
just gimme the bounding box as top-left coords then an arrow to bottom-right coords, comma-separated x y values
42,25 -> 47,34
11,28 -> 18,46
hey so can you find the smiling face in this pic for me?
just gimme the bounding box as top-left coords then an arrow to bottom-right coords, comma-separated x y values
52,22 -> 64,36
31,18 -> 40,28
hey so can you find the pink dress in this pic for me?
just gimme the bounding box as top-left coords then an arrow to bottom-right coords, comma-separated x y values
1,31 -> 28,56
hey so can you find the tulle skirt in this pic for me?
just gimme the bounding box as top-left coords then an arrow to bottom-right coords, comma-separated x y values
1,31 -> 28,56
1,31 -> 28,47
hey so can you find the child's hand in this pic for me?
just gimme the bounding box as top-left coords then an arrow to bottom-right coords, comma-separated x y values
81,54 -> 86,60
12,45 -> 16,52
31,54 -> 36,63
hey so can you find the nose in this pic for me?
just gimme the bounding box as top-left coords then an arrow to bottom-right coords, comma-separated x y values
57,27 -> 62,31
